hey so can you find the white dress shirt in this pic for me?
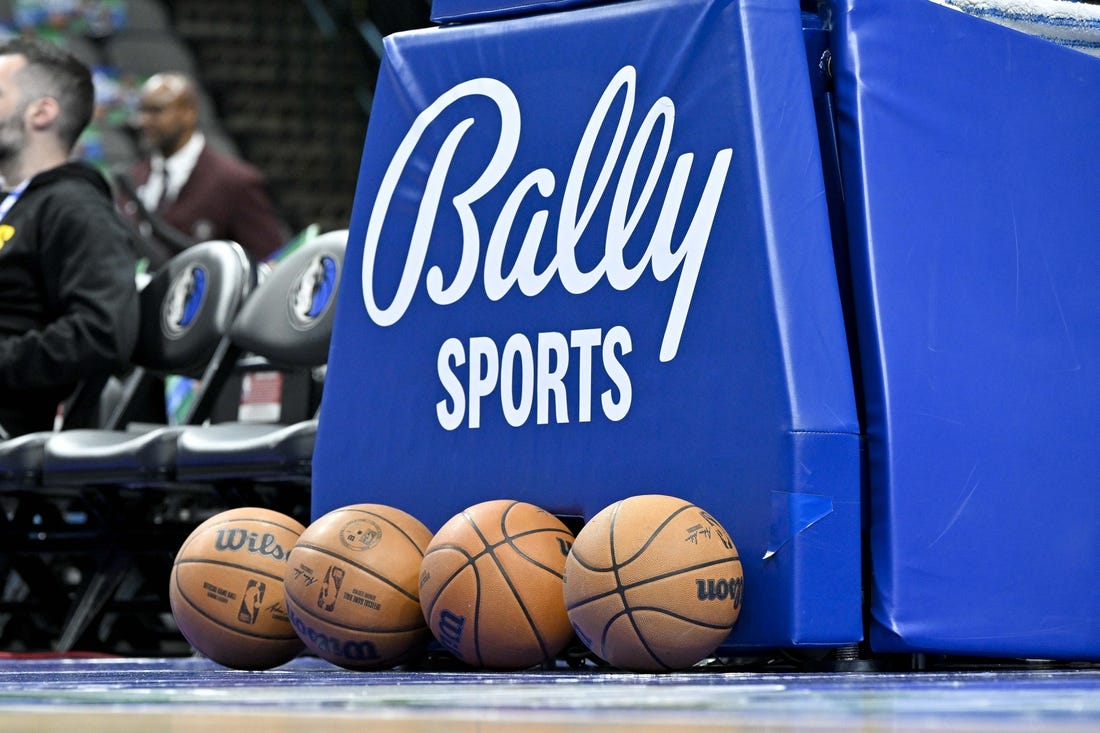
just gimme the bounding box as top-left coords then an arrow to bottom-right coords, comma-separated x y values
139,132 -> 206,212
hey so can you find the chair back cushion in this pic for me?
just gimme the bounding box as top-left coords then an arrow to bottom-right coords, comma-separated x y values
229,230 -> 347,368
133,239 -> 254,377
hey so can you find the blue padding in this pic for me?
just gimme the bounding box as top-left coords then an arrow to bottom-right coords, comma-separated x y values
831,0 -> 1100,659
432,0 -> 623,24
315,0 -> 861,649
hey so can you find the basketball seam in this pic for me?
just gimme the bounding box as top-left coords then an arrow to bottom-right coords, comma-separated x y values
604,500 -> 713,671
495,501 -> 560,664
502,529 -> 572,579
421,542 -> 482,666
619,605 -> 738,630
468,507 -> 504,667
173,557 -> 288,584
616,502 -> 696,568
565,556 -> 741,611
419,544 -> 476,621
600,607 -> 673,672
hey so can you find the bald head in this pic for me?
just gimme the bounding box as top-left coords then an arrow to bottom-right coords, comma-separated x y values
137,72 -> 199,156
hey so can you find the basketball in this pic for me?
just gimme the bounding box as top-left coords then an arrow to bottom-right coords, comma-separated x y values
169,507 -> 306,670
283,503 -> 434,670
563,494 -> 743,671
418,499 -> 575,670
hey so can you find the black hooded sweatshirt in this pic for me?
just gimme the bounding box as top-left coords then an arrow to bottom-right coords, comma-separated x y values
0,161 -> 139,437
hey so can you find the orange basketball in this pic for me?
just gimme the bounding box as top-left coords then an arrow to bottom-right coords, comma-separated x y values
419,499 -> 575,670
563,494 -> 743,671
283,503 -> 433,670
169,507 -> 306,670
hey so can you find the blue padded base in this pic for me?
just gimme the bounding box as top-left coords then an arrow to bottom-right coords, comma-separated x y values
315,0 -> 861,650
831,0 -> 1100,659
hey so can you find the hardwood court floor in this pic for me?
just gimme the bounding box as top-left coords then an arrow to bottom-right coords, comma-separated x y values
2,656 -> 1100,732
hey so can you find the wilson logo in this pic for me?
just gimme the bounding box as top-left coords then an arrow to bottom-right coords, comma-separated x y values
288,607 -> 380,662
436,609 -> 466,656
214,529 -> 290,561
696,577 -> 743,608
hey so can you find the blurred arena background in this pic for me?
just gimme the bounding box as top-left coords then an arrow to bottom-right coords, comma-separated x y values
0,0 -> 433,235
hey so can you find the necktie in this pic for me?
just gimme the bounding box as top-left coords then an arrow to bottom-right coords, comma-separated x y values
142,163 -> 168,213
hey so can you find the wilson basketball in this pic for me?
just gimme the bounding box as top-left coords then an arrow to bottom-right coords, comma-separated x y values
283,503 -> 434,670
563,494 -> 743,671
419,499 -> 575,670
169,507 -> 306,670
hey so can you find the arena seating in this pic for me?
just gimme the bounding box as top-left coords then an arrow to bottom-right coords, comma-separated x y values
172,228 -> 346,496
0,239 -> 254,653
0,230 -> 345,653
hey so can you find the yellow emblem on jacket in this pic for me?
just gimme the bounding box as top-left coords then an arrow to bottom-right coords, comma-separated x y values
0,225 -> 13,252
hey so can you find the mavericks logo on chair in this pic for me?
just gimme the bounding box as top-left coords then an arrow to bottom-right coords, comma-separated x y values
162,265 -> 207,339
289,254 -> 338,330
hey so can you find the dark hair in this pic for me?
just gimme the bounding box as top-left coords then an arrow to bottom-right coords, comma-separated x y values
0,37 -> 94,150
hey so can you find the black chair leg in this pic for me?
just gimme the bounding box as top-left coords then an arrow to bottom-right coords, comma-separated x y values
55,550 -> 131,652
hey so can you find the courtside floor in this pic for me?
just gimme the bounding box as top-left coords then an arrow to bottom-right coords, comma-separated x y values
1,656 -> 1100,731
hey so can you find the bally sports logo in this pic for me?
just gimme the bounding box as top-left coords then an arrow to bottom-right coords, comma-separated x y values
361,65 -> 732,431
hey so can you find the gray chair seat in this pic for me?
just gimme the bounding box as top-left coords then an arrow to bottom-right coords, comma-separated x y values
0,240 -> 255,655
174,420 -> 318,481
0,432 -> 53,485
41,427 -> 184,486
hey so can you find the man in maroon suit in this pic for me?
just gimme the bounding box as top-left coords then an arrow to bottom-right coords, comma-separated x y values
125,72 -> 287,265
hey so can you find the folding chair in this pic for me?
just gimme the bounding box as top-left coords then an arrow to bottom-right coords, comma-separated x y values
172,229 -> 347,516
32,233 -> 343,652
0,239 -> 254,653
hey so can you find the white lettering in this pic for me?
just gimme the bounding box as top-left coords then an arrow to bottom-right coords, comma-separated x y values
363,78 -> 520,326
556,66 -> 634,295
602,326 -> 633,421
436,338 -> 466,431
569,328 -> 602,423
362,66 -> 731,364
468,336 -> 499,429
485,169 -> 556,300
436,328 -> 634,430
537,331 -> 570,425
500,333 -> 534,427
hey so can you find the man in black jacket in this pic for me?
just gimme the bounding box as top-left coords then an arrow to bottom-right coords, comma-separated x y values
0,38 -> 139,438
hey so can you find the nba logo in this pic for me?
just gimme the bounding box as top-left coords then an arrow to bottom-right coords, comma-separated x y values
237,579 -> 266,624
317,565 -> 345,612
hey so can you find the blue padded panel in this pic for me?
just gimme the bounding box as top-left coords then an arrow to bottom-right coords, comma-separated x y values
431,0 -> 623,24
315,0 -> 861,649
229,230 -> 346,368
830,0 -> 1100,659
